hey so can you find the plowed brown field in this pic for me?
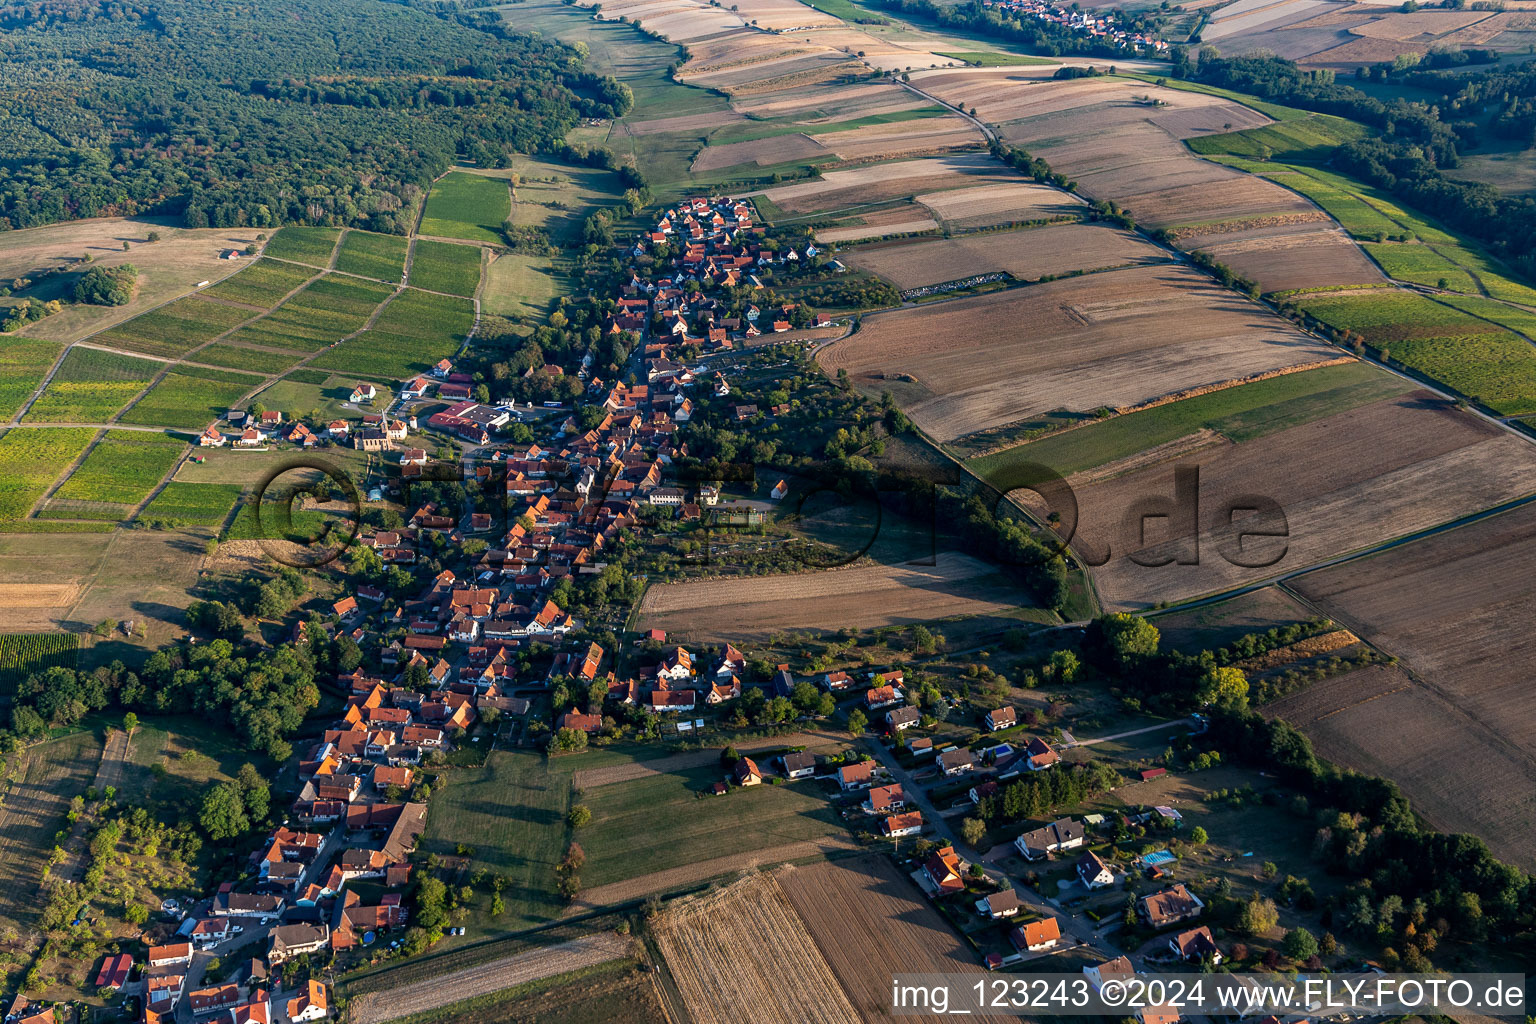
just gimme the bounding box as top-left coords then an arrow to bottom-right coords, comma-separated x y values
844,224 -> 1162,289
819,263 -> 1338,440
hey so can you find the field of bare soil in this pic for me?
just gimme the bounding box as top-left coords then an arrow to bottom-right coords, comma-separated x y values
653,872 -> 861,1024
1074,394 -> 1536,609
844,224 -> 1162,289
820,263 -> 1338,440
816,207 -> 939,243
754,154 -> 1015,215
346,933 -> 635,1024
815,116 -> 982,161
636,551 -> 1028,641
692,133 -> 830,172
780,856 -> 1020,1024
1195,225 -> 1385,293
914,180 -> 1084,226
1121,176 -> 1312,229
1265,663 -> 1536,871
1285,501 -> 1536,867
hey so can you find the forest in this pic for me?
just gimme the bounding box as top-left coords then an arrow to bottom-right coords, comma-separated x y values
0,0 -> 632,232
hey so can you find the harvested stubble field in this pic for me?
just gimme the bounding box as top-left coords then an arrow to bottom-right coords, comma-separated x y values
845,223 -> 1162,289
816,210 -> 939,243
1122,176 -> 1313,230
1195,225 -> 1384,294
653,872 -> 861,1024
1265,662 -> 1536,871
822,264 -> 1338,440
636,551 -> 1028,641
1070,393 -> 1536,610
692,133 -> 830,173
346,933 -> 635,1024
914,180 -> 1083,226
753,154 -> 1016,215
780,856 -> 1020,1024
814,116 -> 983,161
1286,502 -> 1536,868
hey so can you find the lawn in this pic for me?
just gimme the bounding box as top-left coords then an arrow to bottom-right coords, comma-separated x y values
261,226 -> 342,267
224,274 -> 395,351
968,362 -> 1411,477
256,373 -> 393,423
505,155 -> 623,242
482,253 -> 563,320
54,430 -> 187,506
0,338 -> 61,421
118,371 -> 260,430
310,288 -> 472,378
579,765 -> 845,888
936,51 -> 1056,65
201,258 -> 315,308
138,482 -> 245,528
420,172 -> 511,245
24,347 -> 163,423
192,342 -> 302,375
407,240 -> 483,297
422,748 -> 571,932
335,230 -> 410,281
90,295 -> 254,359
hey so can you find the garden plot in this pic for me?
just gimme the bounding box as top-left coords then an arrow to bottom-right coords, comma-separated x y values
821,263 -> 1339,440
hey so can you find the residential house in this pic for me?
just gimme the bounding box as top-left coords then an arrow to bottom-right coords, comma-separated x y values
1025,736 -> 1060,770
886,706 -> 920,732
864,783 -> 905,814
287,981 -> 330,1022
1078,851 -> 1116,889
909,737 -> 934,757
189,986 -> 241,1015
733,757 -> 763,787
350,383 -> 377,403
147,943 -> 193,967
938,747 -> 975,776
1011,917 -> 1062,953
822,671 -> 852,693
1014,818 -> 1086,861
985,706 -> 1017,731
782,751 -> 815,779
838,761 -> 875,791
865,684 -> 900,709
924,845 -> 965,894
1084,956 -> 1136,991
94,953 -> 132,990
557,711 -> 603,734
974,888 -> 1023,925
882,811 -> 923,838
269,923 -> 330,964
1169,925 -> 1222,964
648,689 -> 696,713
1139,885 -> 1204,928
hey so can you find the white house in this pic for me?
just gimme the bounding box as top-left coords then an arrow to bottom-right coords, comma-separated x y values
1077,850 -> 1116,889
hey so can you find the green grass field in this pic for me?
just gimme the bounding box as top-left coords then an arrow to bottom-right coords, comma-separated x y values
1362,242 -> 1479,292
118,371 -> 259,430
408,240 -> 483,297
25,348 -> 164,423
335,230 -> 410,281
255,373 -> 393,424
55,430 -> 186,506
579,764 -> 845,888
0,633 -> 78,696
420,172 -> 511,245
138,482 -> 245,527
0,427 -> 98,521
225,274 -> 395,352
262,226 -> 342,267
506,155 -> 624,241
192,343 -> 301,375
422,748 -> 570,932
1185,114 -> 1368,163
311,287 -> 472,378
0,339 -> 62,421
482,253 -> 563,320
91,295 -> 254,359
202,259 -> 315,308
935,51 -> 1056,66
968,362 -> 1412,477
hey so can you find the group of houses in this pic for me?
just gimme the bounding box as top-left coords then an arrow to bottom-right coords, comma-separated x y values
978,0 -> 1170,51
199,402 -> 412,452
